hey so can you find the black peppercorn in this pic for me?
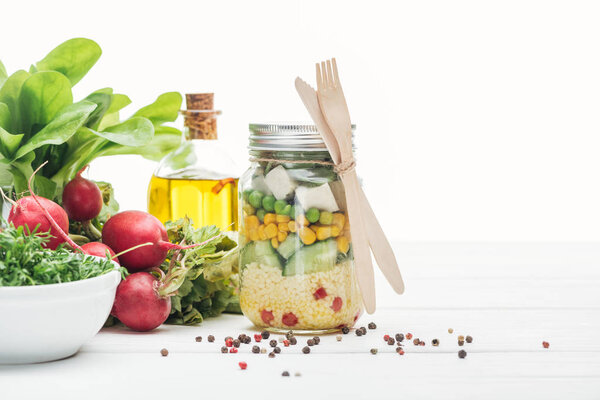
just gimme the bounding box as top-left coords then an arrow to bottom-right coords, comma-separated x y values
356,330 -> 363,337
252,345 -> 260,353
458,350 -> 467,358
466,336 -> 473,344
286,331 -> 294,339
261,331 -> 270,339
432,339 -> 439,346
313,337 -> 320,345
458,340 -> 465,346
270,339 -> 277,347
233,339 -> 241,348
413,338 -> 420,345
238,334 -> 246,341
282,371 -> 290,376
160,348 -> 169,357
342,327 -> 350,334
207,335 -> 215,342
395,333 -> 404,342
195,336 -> 202,342
387,338 -> 395,345
221,346 -> 228,353
370,348 -> 378,355
368,322 -> 377,329
274,346 -> 281,354
302,346 -> 311,354
360,327 -> 367,334
307,339 -> 315,346
396,346 -> 403,353
289,337 -> 297,345
268,352 -> 275,358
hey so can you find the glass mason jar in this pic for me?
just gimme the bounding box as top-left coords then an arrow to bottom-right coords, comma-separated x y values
239,124 -> 363,333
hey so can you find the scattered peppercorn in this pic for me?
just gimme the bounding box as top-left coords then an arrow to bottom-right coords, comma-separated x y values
221,346 -> 228,353
307,339 -> 315,346
458,340 -> 465,346
233,339 -> 241,348
269,339 -> 277,348
239,361 -> 247,370
268,352 -> 275,358
458,350 -> 467,358
225,338 -> 233,347
238,334 -> 246,341
313,337 -> 321,345
396,333 -> 404,342
336,335 -> 342,342
260,348 -> 267,354
229,348 -> 238,353
252,345 -> 260,353
406,333 -> 413,340
342,327 -> 350,334
368,322 -> 377,329
225,336 -> 233,341
160,348 -> 168,357
283,340 -> 290,347
370,348 -> 378,355
282,371 -> 290,377
195,336 -> 202,342
419,341 -> 425,346
543,341 -> 550,349
261,331 -> 270,339
360,327 -> 367,334
356,330 -> 363,337
398,349 -> 405,355
458,335 -> 465,341
244,336 -> 252,344
396,346 -> 403,353
295,372 -> 301,377
274,347 -> 281,354
302,346 -> 311,354
448,328 -> 454,334
208,335 -> 215,342
289,337 -> 297,345
413,338 -> 420,346
383,334 -> 390,341
387,338 -> 395,346
466,336 -> 473,344
286,331 -> 294,339
432,339 -> 439,346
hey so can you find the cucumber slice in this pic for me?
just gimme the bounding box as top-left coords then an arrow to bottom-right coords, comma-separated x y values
277,234 -> 302,259
283,239 -> 338,276
241,241 -> 282,270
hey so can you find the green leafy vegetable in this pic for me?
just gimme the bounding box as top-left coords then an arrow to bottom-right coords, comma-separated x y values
161,218 -> 240,325
0,223 -> 123,287
0,38 -> 183,202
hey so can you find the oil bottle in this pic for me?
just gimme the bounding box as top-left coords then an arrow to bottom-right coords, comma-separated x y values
147,93 -> 239,231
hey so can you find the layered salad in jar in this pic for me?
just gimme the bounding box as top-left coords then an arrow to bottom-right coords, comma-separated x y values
239,163 -> 363,332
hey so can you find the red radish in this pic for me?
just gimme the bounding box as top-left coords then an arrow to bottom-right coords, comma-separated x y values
111,272 -> 171,332
102,210 -> 216,272
81,242 -> 119,264
62,168 -> 103,221
8,196 -> 70,250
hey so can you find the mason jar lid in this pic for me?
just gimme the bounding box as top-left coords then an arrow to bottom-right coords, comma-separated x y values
249,123 -> 355,152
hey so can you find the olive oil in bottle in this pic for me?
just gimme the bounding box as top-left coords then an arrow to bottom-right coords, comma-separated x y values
147,93 -> 239,231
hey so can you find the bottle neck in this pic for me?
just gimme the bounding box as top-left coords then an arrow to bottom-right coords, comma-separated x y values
183,111 -> 219,140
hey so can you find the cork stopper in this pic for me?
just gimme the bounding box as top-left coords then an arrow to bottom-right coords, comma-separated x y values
183,93 -> 220,140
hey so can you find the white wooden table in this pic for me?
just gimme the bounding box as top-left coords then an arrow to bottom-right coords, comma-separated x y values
2,243 -> 599,399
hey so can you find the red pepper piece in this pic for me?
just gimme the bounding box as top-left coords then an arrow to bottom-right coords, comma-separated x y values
239,361 -> 247,370
261,309 -> 274,325
230,348 -> 238,353
225,338 -> 233,347
283,340 -> 290,347
331,297 -> 343,312
254,334 -> 262,342
313,287 -> 327,300
384,335 -> 390,342
282,312 -> 298,327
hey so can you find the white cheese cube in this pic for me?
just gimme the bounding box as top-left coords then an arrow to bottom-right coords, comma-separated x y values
265,165 -> 296,200
295,183 -> 340,212
251,174 -> 271,195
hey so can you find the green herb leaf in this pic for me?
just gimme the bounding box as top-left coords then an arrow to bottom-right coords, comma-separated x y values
0,70 -> 30,133
0,60 -> 7,86
18,71 -> 73,135
99,125 -> 182,161
0,126 -> 23,159
14,100 -> 97,160
34,38 -> 102,86
0,102 -> 10,130
132,92 -> 182,126
95,117 -> 154,146
84,92 -> 112,130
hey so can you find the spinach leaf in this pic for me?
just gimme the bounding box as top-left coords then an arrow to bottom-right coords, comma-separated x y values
18,71 -> 73,135
93,117 -> 154,146
0,70 -> 29,132
0,126 -> 23,159
99,125 -> 182,161
0,102 -> 10,130
14,100 -> 96,160
84,92 -> 112,129
132,92 -> 182,125
0,60 -> 7,86
34,38 -> 101,86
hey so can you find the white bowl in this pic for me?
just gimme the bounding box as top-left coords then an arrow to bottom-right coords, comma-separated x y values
0,268 -> 121,364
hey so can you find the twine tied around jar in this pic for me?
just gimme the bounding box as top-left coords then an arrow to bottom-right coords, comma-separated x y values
248,157 -> 356,176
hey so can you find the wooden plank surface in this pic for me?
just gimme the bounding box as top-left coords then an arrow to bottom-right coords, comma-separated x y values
1,243 -> 599,400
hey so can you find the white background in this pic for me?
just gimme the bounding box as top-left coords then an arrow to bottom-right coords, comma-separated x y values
1,0 -> 599,242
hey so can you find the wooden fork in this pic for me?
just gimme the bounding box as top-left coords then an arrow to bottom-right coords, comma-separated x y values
316,58 -> 377,313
